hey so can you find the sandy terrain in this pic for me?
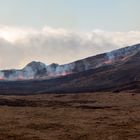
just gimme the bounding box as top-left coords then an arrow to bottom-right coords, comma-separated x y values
0,92 -> 139,140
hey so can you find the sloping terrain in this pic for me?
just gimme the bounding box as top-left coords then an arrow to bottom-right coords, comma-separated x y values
1,43 -> 140,80
0,44 -> 139,94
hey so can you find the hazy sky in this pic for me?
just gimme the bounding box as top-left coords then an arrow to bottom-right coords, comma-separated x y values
0,0 -> 140,69
0,0 -> 140,31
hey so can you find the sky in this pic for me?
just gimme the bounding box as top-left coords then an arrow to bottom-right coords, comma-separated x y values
0,0 -> 140,69
0,0 -> 140,31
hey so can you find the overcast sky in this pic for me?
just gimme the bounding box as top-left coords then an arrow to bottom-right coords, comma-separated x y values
0,0 -> 140,69
0,0 -> 140,31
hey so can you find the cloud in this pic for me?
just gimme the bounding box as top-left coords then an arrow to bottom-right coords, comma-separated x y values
0,25 -> 140,69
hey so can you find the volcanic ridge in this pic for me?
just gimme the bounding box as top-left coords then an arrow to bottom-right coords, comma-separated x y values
0,43 -> 140,94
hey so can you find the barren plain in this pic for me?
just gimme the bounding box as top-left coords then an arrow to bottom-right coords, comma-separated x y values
0,92 -> 139,140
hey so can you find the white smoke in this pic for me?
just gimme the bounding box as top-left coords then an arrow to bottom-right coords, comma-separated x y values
0,71 -> 5,80
0,25 -> 140,69
0,66 -> 37,81
23,66 -> 36,79
55,63 -> 76,76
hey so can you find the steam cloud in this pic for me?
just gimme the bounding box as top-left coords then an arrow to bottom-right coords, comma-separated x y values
0,25 -> 140,69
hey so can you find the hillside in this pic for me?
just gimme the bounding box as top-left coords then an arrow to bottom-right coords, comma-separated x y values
0,44 -> 139,94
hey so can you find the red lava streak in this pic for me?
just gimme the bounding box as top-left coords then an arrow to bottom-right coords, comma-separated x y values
18,75 -> 25,80
0,77 -> 5,80
104,60 -> 113,64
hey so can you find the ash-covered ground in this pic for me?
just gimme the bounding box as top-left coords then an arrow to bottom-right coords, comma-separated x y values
0,92 -> 139,140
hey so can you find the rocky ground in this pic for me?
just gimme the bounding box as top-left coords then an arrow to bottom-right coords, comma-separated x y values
0,92 -> 139,140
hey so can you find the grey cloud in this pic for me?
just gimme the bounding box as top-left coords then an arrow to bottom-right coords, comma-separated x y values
0,25 -> 140,69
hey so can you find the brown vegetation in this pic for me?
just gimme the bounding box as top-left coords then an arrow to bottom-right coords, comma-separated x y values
0,92 -> 139,140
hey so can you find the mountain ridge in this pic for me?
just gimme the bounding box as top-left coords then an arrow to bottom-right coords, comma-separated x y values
0,43 -> 139,94
1,43 -> 140,81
